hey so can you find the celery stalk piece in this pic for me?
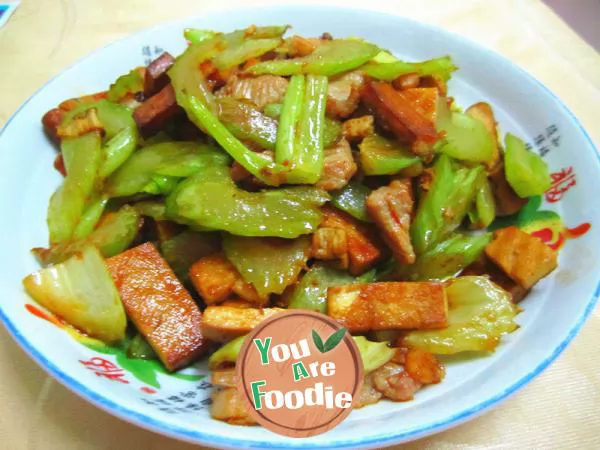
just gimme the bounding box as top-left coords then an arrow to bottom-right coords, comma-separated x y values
411,155 -> 483,254
35,205 -> 143,265
217,98 -> 278,150
23,246 -> 127,343
213,38 -> 282,70
185,94 -> 287,186
276,74 -> 305,165
168,164 -> 328,238
107,68 -> 144,103
48,132 -> 102,244
247,39 -> 380,76
404,276 -> 519,354
208,335 -> 246,369
323,118 -> 342,148
331,180 -> 373,222
362,55 -> 457,81
184,28 -> 217,44
127,333 -> 157,360
468,172 -> 496,228
223,235 -> 311,296
504,133 -> 551,197
353,336 -> 396,373
100,125 -> 139,178
161,231 -> 220,282
72,196 -> 109,241
393,232 -> 492,281
359,134 -> 420,175
168,37 -> 223,115
107,141 -> 229,197
288,75 -> 328,184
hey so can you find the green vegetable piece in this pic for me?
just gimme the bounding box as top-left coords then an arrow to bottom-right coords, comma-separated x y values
133,200 -> 167,221
23,246 -> 127,343
35,205 -> 142,265
169,37 -> 223,115
168,164 -> 329,237
208,335 -> 246,369
142,175 -> 179,196
411,155 -> 483,254
73,196 -> 109,241
404,276 -> 519,354
107,68 -> 144,103
362,55 -> 457,81
183,94 -> 288,186
48,133 -> 102,244
101,126 -> 139,178
276,74 -> 305,167
184,28 -> 217,44
217,98 -> 278,150
394,232 -> 492,281
248,39 -> 380,76
436,99 -> 495,165
352,336 -> 396,373
468,172 -> 496,228
107,141 -> 229,197
263,103 -> 282,118
331,181 -> 372,222
323,118 -> 342,148
127,333 -> 157,360
223,235 -> 310,296
504,133 -> 551,197
288,264 -> 360,313
359,134 -> 420,175
160,231 -> 220,282
213,38 -> 282,70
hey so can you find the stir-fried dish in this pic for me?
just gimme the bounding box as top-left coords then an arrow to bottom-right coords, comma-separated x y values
26,25 -> 557,425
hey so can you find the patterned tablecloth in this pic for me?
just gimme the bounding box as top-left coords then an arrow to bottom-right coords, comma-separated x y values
0,0 -> 599,448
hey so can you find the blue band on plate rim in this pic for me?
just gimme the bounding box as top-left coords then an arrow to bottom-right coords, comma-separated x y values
1,6 -> 599,449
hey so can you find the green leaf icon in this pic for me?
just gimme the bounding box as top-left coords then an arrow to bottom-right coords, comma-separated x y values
312,328 -> 347,353
323,328 -> 347,353
312,329 -> 325,352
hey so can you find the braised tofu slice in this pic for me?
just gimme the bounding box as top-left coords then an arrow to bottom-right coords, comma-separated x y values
311,228 -> 349,269
189,253 -> 268,306
327,282 -> 447,332
485,226 -> 558,289
361,82 -> 439,157
202,306 -> 284,342
318,207 -> 386,275
366,179 -> 416,265
106,242 -> 208,371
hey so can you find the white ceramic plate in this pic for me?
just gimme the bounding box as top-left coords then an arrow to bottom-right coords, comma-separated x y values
1,5 -> 599,449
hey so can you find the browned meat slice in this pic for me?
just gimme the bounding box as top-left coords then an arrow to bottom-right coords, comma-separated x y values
392,73 -> 420,90
366,179 -> 416,264
288,35 -> 320,57
327,71 -> 365,118
353,373 -> 383,408
211,388 -> 256,425
216,74 -> 289,109
106,242 -> 208,371
42,108 -> 65,142
318,206 -> 386,275
371,362 -> 422,401
133,83 -> 180,136
311,228 -> 349,269
327,282 -> 448,332
485,226 -> 558,289
361,82 -> 439,157
316,138 -> 357,191
144,52 -> 175,96
342,115 -> 374,143
53,154 -> 66,176
489,161 -> 527,216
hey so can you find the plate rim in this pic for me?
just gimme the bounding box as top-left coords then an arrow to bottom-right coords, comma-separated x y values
1,4 -> 599,449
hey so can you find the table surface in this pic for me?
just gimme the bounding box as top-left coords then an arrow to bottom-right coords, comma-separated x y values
1,0 -> 599,449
